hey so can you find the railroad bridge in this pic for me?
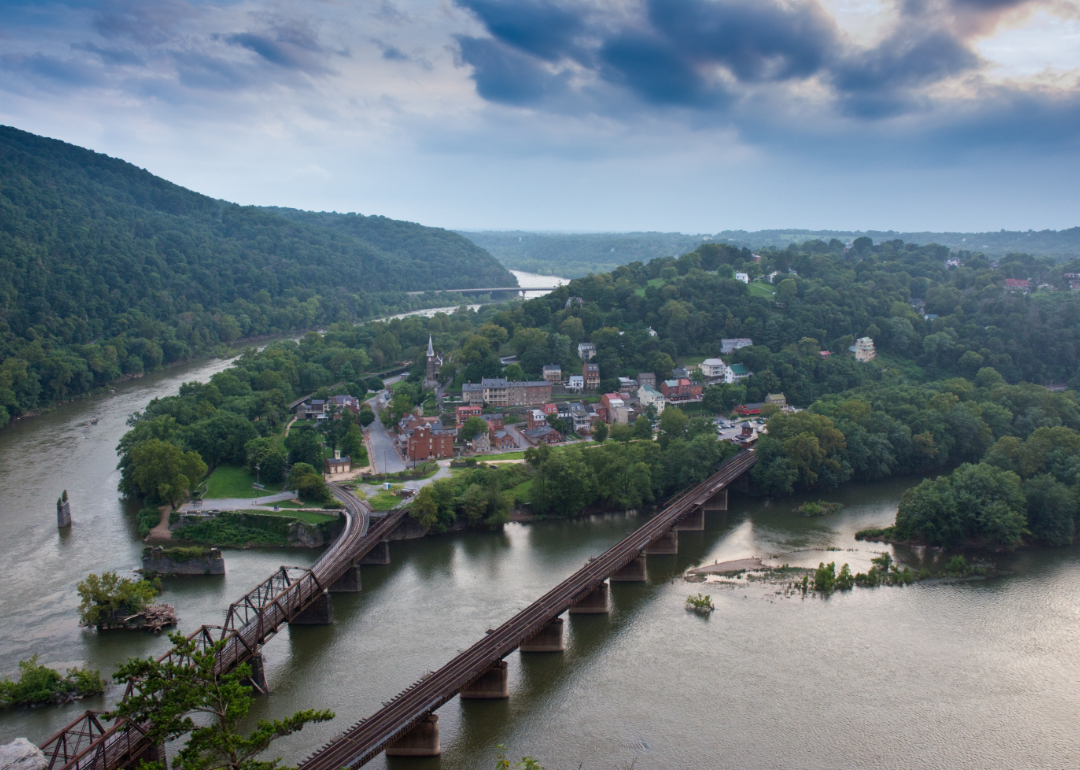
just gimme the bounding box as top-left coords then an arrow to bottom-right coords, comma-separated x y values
39,450 -> 755,770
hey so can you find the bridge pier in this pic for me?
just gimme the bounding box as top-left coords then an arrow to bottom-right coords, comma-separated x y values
609,553 -> 647,582
289,591 -> 333,625
675,507 -> 705,531
702,488 -> 728,511
329,565 -> 362,593
359,540 -> 390,565
646,529 -> 678,555
243,652 -> 268,694
460,660 -> 509,699
385,713 -> 440,757
569,581 -> 610,614
520,617 -> 564,652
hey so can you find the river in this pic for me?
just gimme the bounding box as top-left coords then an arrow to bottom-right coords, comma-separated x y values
3,315 -> 1080,767
374,270 -> 569,322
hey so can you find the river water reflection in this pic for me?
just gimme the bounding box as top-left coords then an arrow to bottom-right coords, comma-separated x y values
3,359 -> 1080,767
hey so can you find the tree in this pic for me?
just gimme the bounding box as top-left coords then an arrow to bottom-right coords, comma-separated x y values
545,413 -> 572,435
287,463 -> 331,503
632,414 -> 654,440
592,421 -> 608,443
461,416 -> 490,443
77,572 -> 160,628
284,424 -> 323,468
503,363 -> 526,381
358,407 -> 376,427
128,439 -> 208,506
244,438 -> 286,484
108,632 -> 334,770
657,407 -> 688,449
339,425 -> 366,463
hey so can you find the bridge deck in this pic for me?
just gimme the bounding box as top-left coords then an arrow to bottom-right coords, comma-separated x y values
298,450 -> 756,770
405,286 -> 557,295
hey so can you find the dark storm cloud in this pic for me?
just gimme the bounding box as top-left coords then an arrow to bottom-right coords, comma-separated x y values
452,0 -> 1061,124
455,35 -> 567,104
226,22 -> 340,75
454,0 -> 587,62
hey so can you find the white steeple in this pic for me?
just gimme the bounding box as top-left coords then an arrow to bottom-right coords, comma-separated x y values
427,335 -> 435,357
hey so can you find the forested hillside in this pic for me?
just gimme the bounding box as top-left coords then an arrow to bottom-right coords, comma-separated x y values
462,228 -> 1080,278
0,126 -> 512,425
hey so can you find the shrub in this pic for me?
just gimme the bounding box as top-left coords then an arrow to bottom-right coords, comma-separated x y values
813,562 -> 836,592
76,572 -> 160,628
946,555 -> 969,576
136,506 -> 161,537
0,656 -> 106,707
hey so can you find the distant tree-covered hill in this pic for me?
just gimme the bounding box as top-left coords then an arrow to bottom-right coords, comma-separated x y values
461,228 -> 1080,278
0,125 -> 513,425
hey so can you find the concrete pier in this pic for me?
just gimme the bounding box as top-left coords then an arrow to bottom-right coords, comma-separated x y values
609,553 -> 647,582
569,581 -> 610,614
460,660 -> 509,699
244,652 -> 268,694
56,492 -> 71,529
385,714 -> 440,757
520,617 -> 564,652
675,506 -> 705,531
329,565 -> 362,593
289,591 -> 333,625
702,488 -> 728,511
646,529 -> 678,555
359,540 -> 390,565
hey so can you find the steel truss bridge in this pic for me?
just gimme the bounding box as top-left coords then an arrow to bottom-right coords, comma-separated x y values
39,450 -> 755,770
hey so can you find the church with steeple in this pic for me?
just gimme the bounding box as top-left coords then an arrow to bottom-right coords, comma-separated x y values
423,335 -> 443,391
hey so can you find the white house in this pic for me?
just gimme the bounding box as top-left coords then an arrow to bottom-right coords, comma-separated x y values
735,272 -> 750,284
638,383 -> 666,415
721,338 -> 753,354
700,358 -> 729,380
577,342 -> 596,360
567,375 -> 584,392
850,337 -> 876,363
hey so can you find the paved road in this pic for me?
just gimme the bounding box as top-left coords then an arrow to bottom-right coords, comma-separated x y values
180,491 -> 297,511
365,397 -> 407,473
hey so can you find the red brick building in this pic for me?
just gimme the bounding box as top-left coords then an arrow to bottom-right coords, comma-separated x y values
406,424 -> 454,461
583,362 -> 600,390
527,409 -> 548,430
482,413 -> 505,433
660,378 -> 703,403
492,430 -> 516,450
455,405 -> 482,426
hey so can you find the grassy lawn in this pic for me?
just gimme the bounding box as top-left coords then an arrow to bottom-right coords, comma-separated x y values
634,277 -> 669,297
239,508 -> 339,525
368,491 -> 402,511
204,463 -> 283,499
388,379 -> 406,391
260,500 -> 328,510
682,355 -> 707,366
748,282 -> 776,297
508,478 -> 532,504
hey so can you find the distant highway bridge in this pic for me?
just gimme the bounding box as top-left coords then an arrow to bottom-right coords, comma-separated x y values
39,450 -> 755,769
405,286 -> 561,296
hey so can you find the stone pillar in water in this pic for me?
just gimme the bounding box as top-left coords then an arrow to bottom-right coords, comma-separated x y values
57,491 -> 71,529
460,660 -> 509,699
385,714 -> 440,757
569,581 -> 610,614
289,591 -> 333,625
520,617 -> 564,652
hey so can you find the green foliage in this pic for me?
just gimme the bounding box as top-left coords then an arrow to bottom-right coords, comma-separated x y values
813,562 -> 836,592
0,656 -> 105,708
108,632 -> 334,770
127,439 -> 207,506
0,127 -> 513,423
685,593 -> 715,614
894,463 -> 1029,549
173,511 -> 332,547
592,421 -> 609,443
284,424 -> 323,469
76,572 -> 160,628
461,415 -> 491,444
137,505 -> 162,537
796,500 -> 843,517
244,438 -> 287,484
286,463 -> 331,504
409,463 -> 526,530
495,746 -> 545,770
946,555 -> 970,576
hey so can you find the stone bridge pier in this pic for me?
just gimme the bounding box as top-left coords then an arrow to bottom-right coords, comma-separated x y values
385,714 -> 440,757
520,617 -> 564,652
289,591 -> 333,625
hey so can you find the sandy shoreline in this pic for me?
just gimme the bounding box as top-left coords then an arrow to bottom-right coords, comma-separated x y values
688,558 -> 766,575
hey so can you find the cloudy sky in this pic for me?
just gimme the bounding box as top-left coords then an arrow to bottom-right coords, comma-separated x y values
1,0 -> 1078,232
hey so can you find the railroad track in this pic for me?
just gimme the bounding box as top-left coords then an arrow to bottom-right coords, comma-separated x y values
40,483 -> 406,770
299,450 -> 756,770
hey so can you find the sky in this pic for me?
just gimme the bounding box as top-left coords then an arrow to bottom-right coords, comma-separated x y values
1,0 -> 1079,233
